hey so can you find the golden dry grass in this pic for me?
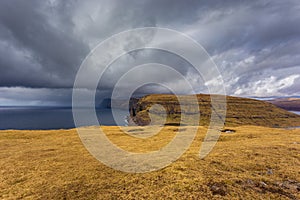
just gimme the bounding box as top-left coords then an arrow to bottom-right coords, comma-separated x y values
0,126 -> 299,199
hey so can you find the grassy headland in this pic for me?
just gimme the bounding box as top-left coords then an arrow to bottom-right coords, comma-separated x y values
129,94 -> 300,127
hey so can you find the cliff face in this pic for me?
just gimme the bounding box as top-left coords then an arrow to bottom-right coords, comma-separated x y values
129,94 -> 300,127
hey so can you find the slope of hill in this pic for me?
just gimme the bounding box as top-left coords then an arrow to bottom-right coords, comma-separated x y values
129,94 -> 300,127
268,98 -> 300,111
1,126 -> 299,199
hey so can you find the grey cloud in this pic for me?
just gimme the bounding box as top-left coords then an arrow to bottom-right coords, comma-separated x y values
0,0 -> 89,88
0,0 -> 299,105
0,87 -> 72,106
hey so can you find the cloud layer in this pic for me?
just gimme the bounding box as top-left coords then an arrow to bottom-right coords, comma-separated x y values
0,0 -> 299,105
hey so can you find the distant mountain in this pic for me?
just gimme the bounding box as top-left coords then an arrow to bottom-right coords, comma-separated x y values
267,98 -> 300,111
99,98 -> 139,110
128,94 -> 300,127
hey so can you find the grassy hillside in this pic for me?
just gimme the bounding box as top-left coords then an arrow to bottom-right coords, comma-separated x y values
0,126 -> 299,199
129,94 -> 300,127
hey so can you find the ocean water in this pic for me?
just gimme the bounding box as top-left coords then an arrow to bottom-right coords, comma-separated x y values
0,107 -> 129,130
0,107 -> 299,130
290,111 -> 300,115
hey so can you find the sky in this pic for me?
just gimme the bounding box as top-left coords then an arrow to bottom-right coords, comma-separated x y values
0,0 -> 299,106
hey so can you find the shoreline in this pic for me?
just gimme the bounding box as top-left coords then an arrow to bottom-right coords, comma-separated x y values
1,124 -> 300,132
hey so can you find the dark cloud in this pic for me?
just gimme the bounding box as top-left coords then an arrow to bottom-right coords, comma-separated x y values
0,0 -> 89,88
0,0 -> 299,105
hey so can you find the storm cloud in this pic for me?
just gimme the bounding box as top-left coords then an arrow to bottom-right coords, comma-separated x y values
0,0 -> 299,105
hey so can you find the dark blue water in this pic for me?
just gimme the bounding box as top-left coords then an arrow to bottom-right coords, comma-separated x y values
0,107 -> 129,130
0,107 -> 299,130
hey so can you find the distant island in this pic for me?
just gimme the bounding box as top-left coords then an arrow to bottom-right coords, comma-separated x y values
268,98 -> 300,112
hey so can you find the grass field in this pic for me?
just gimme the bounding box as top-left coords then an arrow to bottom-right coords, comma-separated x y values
0,126 -> 300,199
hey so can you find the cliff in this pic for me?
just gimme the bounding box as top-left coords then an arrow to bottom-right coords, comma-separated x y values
129,94 -> 300,127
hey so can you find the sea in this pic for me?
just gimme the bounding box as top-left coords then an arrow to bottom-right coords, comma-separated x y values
0,107 -> 129,130
290,111 -> 300,115
0,107 -> 299,130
